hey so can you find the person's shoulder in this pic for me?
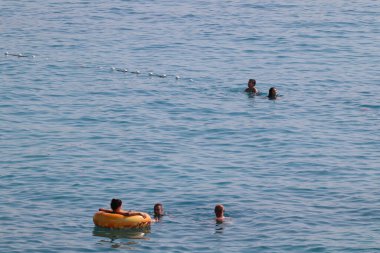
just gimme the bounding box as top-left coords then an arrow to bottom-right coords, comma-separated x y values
215,216 -> 227,222
245,88 -> 259,94
245,88 -> 256,92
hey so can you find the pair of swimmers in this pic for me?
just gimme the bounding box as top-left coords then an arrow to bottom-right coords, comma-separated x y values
99,199 -> 164,221
245,79 -> 278,99
99,199 -> 226,222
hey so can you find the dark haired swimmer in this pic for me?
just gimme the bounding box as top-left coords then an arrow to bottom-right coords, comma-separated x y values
214,204 -> 225,222
245,79 -> 259,94
99,198 -> 147,218
268,87 -> 278,99
153,203 -> 164,221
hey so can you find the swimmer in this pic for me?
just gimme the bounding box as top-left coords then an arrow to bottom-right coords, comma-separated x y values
153,203 -> 164,221
268,87 -> 278,99
214,204 -> 225,222
99,198 -> 147,218
245,79 -> 259,94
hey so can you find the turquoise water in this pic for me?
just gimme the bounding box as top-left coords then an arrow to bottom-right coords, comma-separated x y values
1,1 -> 379,252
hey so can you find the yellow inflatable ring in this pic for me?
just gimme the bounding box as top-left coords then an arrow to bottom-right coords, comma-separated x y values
93,211 -> 151,229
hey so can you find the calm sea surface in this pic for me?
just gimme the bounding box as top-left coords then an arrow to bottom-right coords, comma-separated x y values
1,0 -> 379,252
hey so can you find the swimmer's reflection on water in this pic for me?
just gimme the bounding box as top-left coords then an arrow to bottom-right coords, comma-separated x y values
92,226 -> 150,241
215,222 -> 226,234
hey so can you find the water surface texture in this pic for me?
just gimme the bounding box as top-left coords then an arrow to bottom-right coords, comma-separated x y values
1,1 -> 379,252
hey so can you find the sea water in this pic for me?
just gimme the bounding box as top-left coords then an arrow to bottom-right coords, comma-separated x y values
1,0 -> 379,252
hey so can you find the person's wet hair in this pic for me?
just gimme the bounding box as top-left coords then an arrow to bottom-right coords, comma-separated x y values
110,199 -> 122,211
248,79 -> 256,86
268,87 -> 278,99
214,204 -> 224,216
154,203 -> 164,216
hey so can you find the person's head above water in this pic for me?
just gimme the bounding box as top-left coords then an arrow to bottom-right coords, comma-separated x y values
214,204 -> 225,221
154,203 -> 164,217
248,79 -> 256,89
245,79 -> 258,93
110,198 -> 122,212
268,87 -> 278,99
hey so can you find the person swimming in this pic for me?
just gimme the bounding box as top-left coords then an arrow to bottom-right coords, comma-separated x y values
153,203 -> 164,221
245,79 -> 259,94
214,204 -> 225,222
268,87 -> 278,99
99,198 -> 147,218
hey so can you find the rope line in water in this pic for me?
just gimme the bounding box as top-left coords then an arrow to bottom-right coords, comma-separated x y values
4,52 -> 193,82
111,67 -> 184,80
5,52 -> 35,58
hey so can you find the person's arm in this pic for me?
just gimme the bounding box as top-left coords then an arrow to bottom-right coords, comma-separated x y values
121,211 -> 147,218
99,208 -> 113,213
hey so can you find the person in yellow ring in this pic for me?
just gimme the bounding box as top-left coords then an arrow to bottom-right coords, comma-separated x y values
99,198 -> 147,218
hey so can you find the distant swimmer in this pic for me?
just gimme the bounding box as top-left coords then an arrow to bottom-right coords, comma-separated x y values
214,204 -> 225,222
99,198 -> 147,218
268,87 -> 278,99
245,79 -> 259,94
153,203 -> 164,221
